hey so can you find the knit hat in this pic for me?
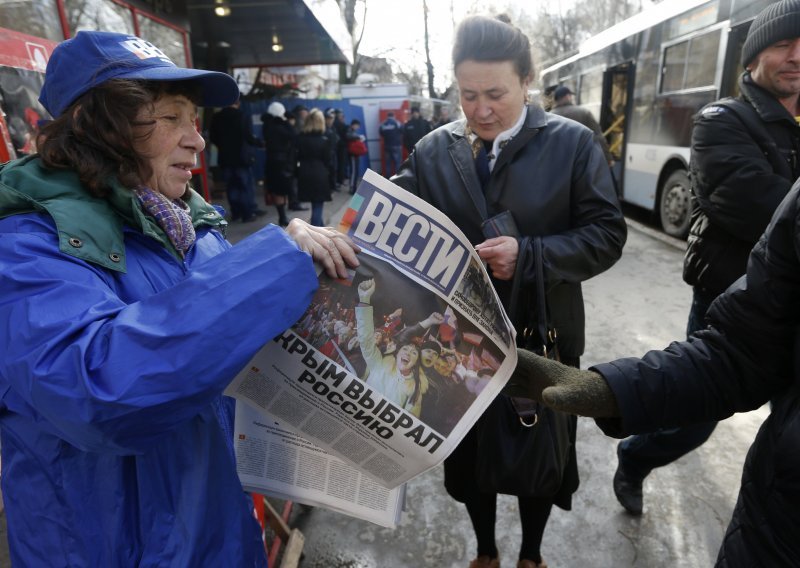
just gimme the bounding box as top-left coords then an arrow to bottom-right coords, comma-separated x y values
267,101 -> 286,118
741,0 -> 800,67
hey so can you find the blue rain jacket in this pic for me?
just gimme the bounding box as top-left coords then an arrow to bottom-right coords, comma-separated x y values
0,156 -> 318,566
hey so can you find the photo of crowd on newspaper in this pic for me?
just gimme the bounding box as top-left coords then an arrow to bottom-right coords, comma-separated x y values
456,257 -> 511,347
293,254 -> 505,436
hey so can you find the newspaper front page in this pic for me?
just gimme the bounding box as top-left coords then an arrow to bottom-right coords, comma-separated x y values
227,169 -> 517,525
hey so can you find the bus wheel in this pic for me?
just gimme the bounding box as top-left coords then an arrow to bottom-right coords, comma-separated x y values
659,170 -> 692,239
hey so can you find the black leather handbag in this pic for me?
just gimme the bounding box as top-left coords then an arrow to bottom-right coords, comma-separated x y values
475,236 -> 572,497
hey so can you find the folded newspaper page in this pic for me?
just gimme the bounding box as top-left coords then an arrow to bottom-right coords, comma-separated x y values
227,169 -> 517,521
234,401 -> 406,528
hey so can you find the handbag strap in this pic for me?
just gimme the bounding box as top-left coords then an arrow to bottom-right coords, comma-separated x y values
508,236 -> 551,428
533,236 -> 554,357
507,235 -> 530,323
509,396 -> 539,427
509,236 -> 551,352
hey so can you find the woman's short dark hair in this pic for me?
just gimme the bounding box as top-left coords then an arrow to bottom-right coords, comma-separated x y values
452,14 -> 533,80
37,79 -> 201,197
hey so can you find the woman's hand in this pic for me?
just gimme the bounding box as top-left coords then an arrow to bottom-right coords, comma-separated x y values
358,278 -> 375,304
475,236 -> 519,280
285,219 -> 360,279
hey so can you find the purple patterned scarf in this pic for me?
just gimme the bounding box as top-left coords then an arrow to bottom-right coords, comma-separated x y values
133,186 -> 196,257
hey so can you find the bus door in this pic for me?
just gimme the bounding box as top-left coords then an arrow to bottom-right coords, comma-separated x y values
600,62 -> 634,198
719,21 -> 750,98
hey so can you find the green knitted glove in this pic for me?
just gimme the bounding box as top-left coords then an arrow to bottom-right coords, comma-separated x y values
503,348 -> 620,418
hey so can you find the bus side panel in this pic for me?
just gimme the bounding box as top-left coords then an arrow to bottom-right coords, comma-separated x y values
627,90 -> 709,150
623,143 -> 689,210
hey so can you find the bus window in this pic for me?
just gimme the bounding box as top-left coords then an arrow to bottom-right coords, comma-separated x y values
579,68 -> 603,122
539,0 -> 776,239
65,0 -> 135,36
661,29 -> 721,93
664,1 -> 719,40
685,31 -> 721,89
0,0 -> 62,41
662,42 -> 688,93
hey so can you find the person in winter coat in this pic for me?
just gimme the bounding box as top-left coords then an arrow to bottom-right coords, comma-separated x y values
392,14 -> 626,568
209,99 -> 265,223
262,101 -> 297,226
324,107 -> 341,192
346,118 -> 367,193
296,108 -> 335,226
402,105 -> 432,153
334,109 -> 350,185
0,31 -> 359,566
506,176 -> 800,567
549,86 -> 613,165
378,111 -> 403,176
613,0 -> 800,518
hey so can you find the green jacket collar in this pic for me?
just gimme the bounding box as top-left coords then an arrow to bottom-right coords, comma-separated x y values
0,155 -> 226,272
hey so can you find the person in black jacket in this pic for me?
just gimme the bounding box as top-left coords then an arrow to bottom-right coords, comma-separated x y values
612,0 -> 800,517
402,106 -> 431,154
506,176 -> 800,567
392,14 -> 626,568
287,105 -> 310,212
333,109 -> 349,187
549,86 -> 613,165
379,111 -> 403,177
296,109 -> 334,226
261,101 -> 296,227
209,100 -> 265,222
323,108 -> 340,193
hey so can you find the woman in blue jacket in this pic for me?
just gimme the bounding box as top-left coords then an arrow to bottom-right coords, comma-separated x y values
0,31 -> 358,566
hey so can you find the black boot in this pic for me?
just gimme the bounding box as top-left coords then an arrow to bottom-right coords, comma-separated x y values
276,204 -> 289,227
613,445 -> 644,515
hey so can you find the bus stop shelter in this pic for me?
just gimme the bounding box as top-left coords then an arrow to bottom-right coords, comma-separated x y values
187,0 -> 352,70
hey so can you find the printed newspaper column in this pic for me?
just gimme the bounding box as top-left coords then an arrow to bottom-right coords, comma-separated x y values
226,169 -> 517,525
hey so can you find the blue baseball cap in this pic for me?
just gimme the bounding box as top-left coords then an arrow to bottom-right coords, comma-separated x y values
39,31 -> 240,118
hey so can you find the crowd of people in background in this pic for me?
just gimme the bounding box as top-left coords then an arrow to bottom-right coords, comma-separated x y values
210,100 -> 372,226
209,100 -> 452,213
207,99 -> 452,224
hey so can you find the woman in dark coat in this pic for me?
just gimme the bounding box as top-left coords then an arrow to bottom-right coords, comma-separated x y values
296,108 -> 334,226
261,101 -> 296,226
392,14 -> 626,568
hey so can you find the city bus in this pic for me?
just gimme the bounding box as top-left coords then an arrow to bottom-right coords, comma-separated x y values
540,0 -> 778,238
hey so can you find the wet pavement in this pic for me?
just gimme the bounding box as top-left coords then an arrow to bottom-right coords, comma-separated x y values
0,184 -> 767,567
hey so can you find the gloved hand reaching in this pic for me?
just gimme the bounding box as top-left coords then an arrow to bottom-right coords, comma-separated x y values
503,348 -> 620,418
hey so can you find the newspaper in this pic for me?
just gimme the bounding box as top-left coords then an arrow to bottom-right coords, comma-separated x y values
227,169 -> 517,525
234,402 -> 406,528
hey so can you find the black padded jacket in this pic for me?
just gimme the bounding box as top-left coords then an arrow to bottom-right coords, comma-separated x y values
683,72 -> 800,297
596,182 -> 800,566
